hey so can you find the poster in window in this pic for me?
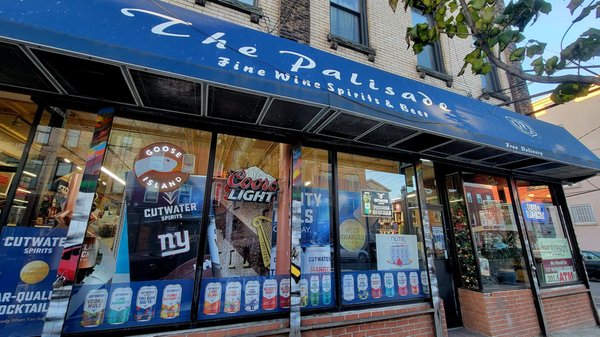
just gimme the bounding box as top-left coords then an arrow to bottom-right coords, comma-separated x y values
361,190 -> 392,217
375,234 -> 418,270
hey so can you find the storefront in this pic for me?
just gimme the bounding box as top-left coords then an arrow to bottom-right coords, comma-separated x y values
0,1 -> 599,336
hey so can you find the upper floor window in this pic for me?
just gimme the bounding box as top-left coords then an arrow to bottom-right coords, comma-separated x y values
481,66 -> 501,93
411,9 -> 444,73
570,204 -> 596,225
237,0 -> 254,5
330,0 -> 366,45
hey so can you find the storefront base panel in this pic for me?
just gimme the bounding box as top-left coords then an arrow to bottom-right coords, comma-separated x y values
541,285 -> 597,333
458,288 -> 541,337
140,319 -> 289,337
301,303 -> 438,337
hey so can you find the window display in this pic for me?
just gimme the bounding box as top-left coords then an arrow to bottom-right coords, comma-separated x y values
298,147 -> 335,309
63,117 -> 212,332
517,181 -> 580,287
336,153 -> 429,305
462,174 -> 528,290
198,135 -> 290,319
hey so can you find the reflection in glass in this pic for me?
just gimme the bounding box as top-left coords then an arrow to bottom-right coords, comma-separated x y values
336,153 -> 429,306
517,181 -> 580,287
462,174 -> 528,290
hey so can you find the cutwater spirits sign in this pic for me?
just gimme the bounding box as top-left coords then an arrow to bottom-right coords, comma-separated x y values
361,190 -> 392,217
0,227 -> 67,336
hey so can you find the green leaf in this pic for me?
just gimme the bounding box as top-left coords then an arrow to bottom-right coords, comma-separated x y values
567,0 -> 584,14
545,56 -> 559,75
497,30 -> 513,51
389,0 -> 399,12
550,83 -> 591,104
449,1 -> 459,13
481,6 -> 496,24
538,1 -> 552,14
573,4 -> 595,23
471,0 -> 486,10
457,23 -> 470,38
526,42 -> 546,57
510,47 -> 526,61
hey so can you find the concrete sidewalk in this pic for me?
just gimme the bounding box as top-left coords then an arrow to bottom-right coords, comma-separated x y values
449,325 -> 600,337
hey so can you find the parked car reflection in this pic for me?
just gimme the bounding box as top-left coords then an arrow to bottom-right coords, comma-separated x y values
581,251 -> 600,281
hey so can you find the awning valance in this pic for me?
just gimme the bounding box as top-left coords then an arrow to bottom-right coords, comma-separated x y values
1,0 -> 599,181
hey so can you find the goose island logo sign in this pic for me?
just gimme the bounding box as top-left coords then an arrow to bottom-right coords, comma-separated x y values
134,142 -> 190,192
506,116 -> 538,137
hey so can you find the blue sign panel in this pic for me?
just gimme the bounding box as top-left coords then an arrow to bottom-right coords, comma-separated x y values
0,0 -> 599,171
0,227 -> 67,337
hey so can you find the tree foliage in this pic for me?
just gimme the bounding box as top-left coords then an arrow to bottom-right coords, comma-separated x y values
390,0 -> 600,104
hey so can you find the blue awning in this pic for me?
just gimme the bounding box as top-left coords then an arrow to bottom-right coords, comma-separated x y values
1,0 -> 599,181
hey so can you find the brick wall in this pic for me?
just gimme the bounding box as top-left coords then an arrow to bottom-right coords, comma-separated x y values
301,303 -> 437,337
279,0 -> 310,43
150,303 -> 441,337
459,288 -> 541,337
541,285 -> 597,333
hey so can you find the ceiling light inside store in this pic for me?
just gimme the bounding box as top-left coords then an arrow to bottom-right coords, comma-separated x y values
528,193 -> 535,198
16,188 -> 31,194
304,181 -> 311,186
76,166 -> 82,170
101,166 -> 126,186
64,158 -> 71,163
14,199 -> 28,203
22,171 -> 36,177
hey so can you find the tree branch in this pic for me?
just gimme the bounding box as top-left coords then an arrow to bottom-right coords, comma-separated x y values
457,0 -> 600,86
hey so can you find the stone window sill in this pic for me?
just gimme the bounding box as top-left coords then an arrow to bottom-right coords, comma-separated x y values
195,0 -> 263,23
416,65 -> 453,87
328,33 -> 376,62
482,88 -> 511,102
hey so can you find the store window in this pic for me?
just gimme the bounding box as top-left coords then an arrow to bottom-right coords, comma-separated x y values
337,153 -> 429,306
330,0 -> 367,45
0,94 -> 48,220
63,117 -> 212,332
411,8 -> 445,73
198,135 -> 290,319
299,147 -> 335,309
517,181 -> 581,287
462,174 -> 528,290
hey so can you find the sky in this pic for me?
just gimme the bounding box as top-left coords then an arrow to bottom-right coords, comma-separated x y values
517,1 -> 598,96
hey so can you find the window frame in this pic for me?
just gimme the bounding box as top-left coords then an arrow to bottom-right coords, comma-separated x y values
410,8 -> 452,86
329,0 -> 376,59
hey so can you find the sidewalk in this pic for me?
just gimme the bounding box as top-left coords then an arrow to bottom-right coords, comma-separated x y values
449,325 -> 600,337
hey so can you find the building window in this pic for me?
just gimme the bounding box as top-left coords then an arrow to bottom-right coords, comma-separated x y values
330,0 -> 366,45
481,66 -> 501,93
336,153 -> 430,306
411,9 -> 444,73
570,204 -> 596,225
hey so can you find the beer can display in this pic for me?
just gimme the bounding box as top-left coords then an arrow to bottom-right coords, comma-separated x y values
309,275 -> 320,306
135,286 -> 158,321
357,273 -> 368,300
261,279 -> 278,311
107,287 -> 132,325
224,281 -> 242,314
370,273 -> 382,299
244,280 -> 260,312
299,278 -> 308,307
384,272 -> 395,297
203,282 -> 222,315
409,272 -> 419,295
81,289 -> 108,327
279,278 -> 290,308
397,272 -> 408,296
421,271 -> 429,295
160,284 -> 182,319
321,274 -> 332,305
342,274 -> 355,301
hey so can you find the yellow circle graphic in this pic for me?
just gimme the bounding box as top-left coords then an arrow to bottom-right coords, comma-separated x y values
339,219 -> 366,252
20,260 -> 50,284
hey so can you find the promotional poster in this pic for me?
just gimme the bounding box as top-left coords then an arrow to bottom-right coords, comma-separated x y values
0,227 -> 67,336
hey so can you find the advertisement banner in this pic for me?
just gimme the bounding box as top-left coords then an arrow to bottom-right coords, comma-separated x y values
341,270 -> 427,305
375,234 -> 419,270
0,227 -> 67,337
300,187 -> 330,247
361,190 -> 392,217
542,259 -> 577,285
537,238 -> 572,260
522,202 -> 547,222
